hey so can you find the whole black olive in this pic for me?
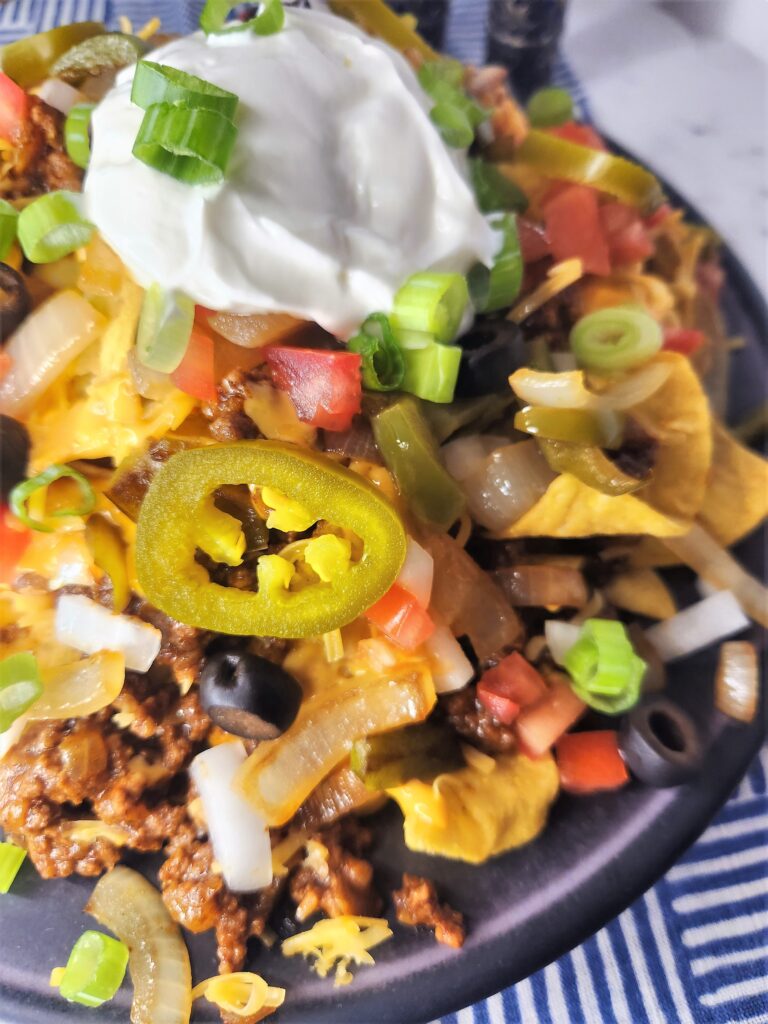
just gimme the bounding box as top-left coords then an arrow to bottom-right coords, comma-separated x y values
0,263 -> 30,344
200,650 -> 303,741
619,698 -> 703,787
0,414 -> 30,502
455,320 -> 527,397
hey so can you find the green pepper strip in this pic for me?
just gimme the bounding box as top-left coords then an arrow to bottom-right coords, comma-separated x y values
371,396 -> 465,530
1,22 -> 105,89
490,129 -> 664,212
85,514 -> 130,612
515,406 -> 619,447
350,720 -> 463,790
135,441 -> 406,638
329,0 -> 438,60
537,438 -> 646,496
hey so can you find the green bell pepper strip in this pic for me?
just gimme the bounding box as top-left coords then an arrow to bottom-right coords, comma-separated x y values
537,438 -> 646,496
420,392 -> 514,444
350,720 -> 463,790
490,129 -> 664,212
1,22 -> 105,89
370,396 -> 465,530
135,441 -> 406,638
514,406 -> 622,448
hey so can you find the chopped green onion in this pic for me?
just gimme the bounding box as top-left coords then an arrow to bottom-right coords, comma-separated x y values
136,284 -> 195,373
132,103 -> 238,185
417,59 -> 465,95
391,272 -> 468,345
64,103 -> 95,169
401,341 -> 461,404
200,0 -> 284,36
56,930 -> 129,1008
418,58 -> 486,149
131,61 -> 239,118
526,87 -> 574,128
17,191 -> 94,264
469,158 -> 528,214
10,464 -> 96,533
570,305 -> 663,372
0,199 -> 19,262
0,653 -> 42,734
563,618 -> 646,714
347,313 -> 404,392
430,102 -> 473,148
0,841 -> 26,893
468,213 -> 523,313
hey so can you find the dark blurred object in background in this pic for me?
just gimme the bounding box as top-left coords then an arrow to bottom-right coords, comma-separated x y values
387,0 -> 449,50
488,0 -> 568,99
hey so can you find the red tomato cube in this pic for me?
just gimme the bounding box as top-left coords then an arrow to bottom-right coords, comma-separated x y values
266,347 -> 361,432
555,730 -> 630,794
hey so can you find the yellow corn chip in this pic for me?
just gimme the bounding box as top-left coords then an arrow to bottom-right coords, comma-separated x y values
604,569 -> 677,620
698,420 -> 768,546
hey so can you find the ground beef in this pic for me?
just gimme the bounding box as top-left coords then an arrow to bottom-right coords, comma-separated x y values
440,685 -> 517,754
0,97 -> 82,200
393,874 -> 465,948
289,821 -> 381,922
607,421 -> 660,480
130,598 -> 210,694
202,368 -> 270,442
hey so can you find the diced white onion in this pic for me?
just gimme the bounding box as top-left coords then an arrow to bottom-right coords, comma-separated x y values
35,77 -> 84,114
715,641 -> 758,724
54,594 -> 161,672
441,435 -> 508,483
544,619 -> 582,665
396,537 -> 434,609
425,624 -> 474,693
0,291 -> 104,415
644,591 -> 750,663
190,742 -> 273,893
696,578 -> 719,599
0,715 -> 28,762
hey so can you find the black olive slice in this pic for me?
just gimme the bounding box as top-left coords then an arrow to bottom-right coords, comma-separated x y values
619,698 -> 703,787
199,650 -> 303,741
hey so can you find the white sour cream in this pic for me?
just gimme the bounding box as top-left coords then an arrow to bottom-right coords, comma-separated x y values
84,8 -> 496,338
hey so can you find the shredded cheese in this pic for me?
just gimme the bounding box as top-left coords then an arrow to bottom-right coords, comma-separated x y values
137,16 -> 162,40
192,973 -> 285,1019
322,629 -> 345,663
281,916 -> 393,987
509,258 -> 583,324
63,820 -> 131,847
270,831 -> 308,878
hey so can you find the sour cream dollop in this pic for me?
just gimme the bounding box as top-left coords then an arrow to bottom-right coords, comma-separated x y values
84,9 -> 496,337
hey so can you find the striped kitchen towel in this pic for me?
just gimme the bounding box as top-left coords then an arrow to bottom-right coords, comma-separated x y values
2,1 -> 766,1022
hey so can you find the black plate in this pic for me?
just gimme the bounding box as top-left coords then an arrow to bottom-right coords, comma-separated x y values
0,175 -> 766,1024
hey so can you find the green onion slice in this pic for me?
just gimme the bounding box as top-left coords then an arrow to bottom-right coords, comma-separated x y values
64,102 -> 95,170
200,0 -> 284,36
131,61 -> 239,118
0,199 -> 19,262
469,158 -> 528,214
563,618 -> 646,715
17,191 -> 94,264
392,271 -> 468,345
132,103 -> 238,186
0,653 -> 42,734
429,102 -> 474,149
468,212 -> 523,313
56,931 -> 129,1008
10,464 -> 96,533
0,841 -> 26,894
136,284 -> 195,373
417,59 -> 465,96
401,341 -> 462,404
569,305 -> 663,372
526,87 -> 574,128
347,313 -> 405,392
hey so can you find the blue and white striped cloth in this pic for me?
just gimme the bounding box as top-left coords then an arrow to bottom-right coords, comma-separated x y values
2,1 -> 766,1020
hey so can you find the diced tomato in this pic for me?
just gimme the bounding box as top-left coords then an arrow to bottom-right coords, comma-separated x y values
0,72 -> 28,145
662,327 -> 705,356
0,506 -> 31,585
266,347 -> 361,432
0,350 -> 11,382
366,583 -> 435,651
599,201 -> 654,266
517,217 -> 551,264
514,675 -> 585,758
477,652 -> 548,726
548,121 -> 606,151
194,305 -> 216,326
555,730 -> 630,794
171,325 -> 217,403
543,185 -> 611,276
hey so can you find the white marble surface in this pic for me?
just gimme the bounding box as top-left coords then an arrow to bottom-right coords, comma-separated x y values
562,0 -> 768,297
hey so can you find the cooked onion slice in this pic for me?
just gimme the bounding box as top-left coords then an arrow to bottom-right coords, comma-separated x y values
31,651 -> 125,719
715,641 -> 758,724
295,765 -> 383,832
190,741 -> 273,893
85,866 -> 192,1024
55,595 -> 161,673
663,525 -> 768,628
645,591 -> 750,663
509,360 -> 672,412
495,564 -> 589,608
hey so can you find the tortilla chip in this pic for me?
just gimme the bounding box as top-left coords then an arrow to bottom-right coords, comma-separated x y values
604,569 -> 677,620
499,472 -> 689,538
629,352 -> 712,520
388,751 -> 558,865
698,421 -> 768,546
